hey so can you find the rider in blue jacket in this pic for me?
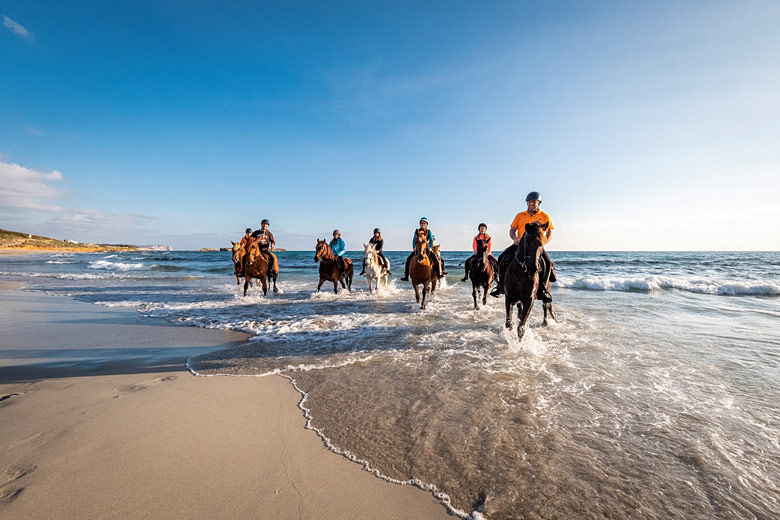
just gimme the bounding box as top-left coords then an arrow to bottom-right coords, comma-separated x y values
330,230 -> 347,276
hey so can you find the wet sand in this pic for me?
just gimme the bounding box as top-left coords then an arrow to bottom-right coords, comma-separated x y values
0,285 -> 451,519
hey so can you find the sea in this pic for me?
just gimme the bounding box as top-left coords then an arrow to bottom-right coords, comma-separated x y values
1,250 -> 779,519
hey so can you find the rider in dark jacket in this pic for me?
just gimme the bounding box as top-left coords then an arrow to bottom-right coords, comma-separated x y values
360,228 -> 390,276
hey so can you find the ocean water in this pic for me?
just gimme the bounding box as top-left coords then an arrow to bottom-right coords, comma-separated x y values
2,250 -> 779,519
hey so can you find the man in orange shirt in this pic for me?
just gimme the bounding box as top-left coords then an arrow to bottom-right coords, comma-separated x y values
490,191 -> 555,300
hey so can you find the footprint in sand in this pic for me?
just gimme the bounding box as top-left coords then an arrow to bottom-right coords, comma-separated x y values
117,375 -> 178,395
0,464 -> 35,506
6,464 -> 36,482
0,486 -> 23,505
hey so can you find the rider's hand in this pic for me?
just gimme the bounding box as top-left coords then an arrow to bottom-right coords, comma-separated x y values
513,238 -> 521,245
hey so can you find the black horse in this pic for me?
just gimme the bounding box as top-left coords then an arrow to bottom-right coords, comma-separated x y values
501,221 -> 558,339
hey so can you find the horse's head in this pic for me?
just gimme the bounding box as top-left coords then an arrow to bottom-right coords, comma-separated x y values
231,241 -> 245,264
363,243 -> 377,262
246,237 -> 261,264
314,239 -> 327,263
414,230 -> 429,262
475,238 -> 489,255
516,221 -> 548,275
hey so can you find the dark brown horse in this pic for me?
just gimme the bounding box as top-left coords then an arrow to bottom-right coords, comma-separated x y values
314,239 -> 353,293
469,237 -> 495,310
502,221 -> 558,339
243,237 -> 270,296
409,229 -> 437,309
231,241 -> 245,285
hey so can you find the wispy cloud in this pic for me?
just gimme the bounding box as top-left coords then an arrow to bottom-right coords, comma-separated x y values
0,159 -> 64,211
3,15 -> 36,43
24,124 -> 45,136
0,158 -> 154,244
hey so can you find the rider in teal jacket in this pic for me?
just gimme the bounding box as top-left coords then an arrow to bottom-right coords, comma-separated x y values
330,230 -> 347,275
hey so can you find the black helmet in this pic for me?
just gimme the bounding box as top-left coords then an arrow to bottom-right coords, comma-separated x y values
525,191 -> 542,202
373,228 -> 381,233
478,223 -> 487,229
245,228 -> 252,234
261,219 -> 270,226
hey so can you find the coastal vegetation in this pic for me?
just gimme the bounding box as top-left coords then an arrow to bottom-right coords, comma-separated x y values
0,228 -> 139,252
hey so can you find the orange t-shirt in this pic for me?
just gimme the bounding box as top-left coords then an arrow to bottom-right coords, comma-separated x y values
510,210 -> 554,244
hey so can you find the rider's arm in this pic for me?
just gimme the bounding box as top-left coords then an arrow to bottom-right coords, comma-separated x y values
472,237 -> 477,254
544,229 -> 553,244
268,231 -> 276,250
510,226 -> 520,245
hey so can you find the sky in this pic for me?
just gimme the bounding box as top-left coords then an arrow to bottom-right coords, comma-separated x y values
1,1 -> 779,251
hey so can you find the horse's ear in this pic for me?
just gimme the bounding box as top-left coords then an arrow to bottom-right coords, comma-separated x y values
363,243 -> 367,247
540,221 -> 549,231
231,241 -> 235,245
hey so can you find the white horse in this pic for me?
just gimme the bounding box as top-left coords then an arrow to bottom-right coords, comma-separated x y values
363,243 -> 389,294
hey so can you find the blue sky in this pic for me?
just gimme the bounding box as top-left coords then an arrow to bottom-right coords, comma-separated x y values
2,1 -> 779,250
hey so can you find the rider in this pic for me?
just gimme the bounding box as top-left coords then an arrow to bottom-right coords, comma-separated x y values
400,217 -> 447,281
240,228 -> 252,248
359,228 -> 390,276
250,219 -> 278,273
490,192 -> 555,301
330,229 -> 347,277
461,223 -> 498,282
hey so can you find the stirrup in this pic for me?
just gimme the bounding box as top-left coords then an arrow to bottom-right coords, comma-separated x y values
490,285 -> 503,297
400,275 -> 409,281
461,275 -> 468,282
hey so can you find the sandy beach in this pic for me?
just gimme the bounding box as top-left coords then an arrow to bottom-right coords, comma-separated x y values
0,283 -> 451,519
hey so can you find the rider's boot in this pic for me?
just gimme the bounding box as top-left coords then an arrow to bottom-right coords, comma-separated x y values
461,273 -> 469,282
359,259 -> 366,276
400,254 -> 412,281
490,280 -> 504,297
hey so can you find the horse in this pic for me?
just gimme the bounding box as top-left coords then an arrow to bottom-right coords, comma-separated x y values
314,239 -> 353,293
230,241 -> 245,285
409,229 -> 437,309
501,221 -> 558,339
469,237 -> 495,310
243,237 -> 270,296
363,242 -> 389,294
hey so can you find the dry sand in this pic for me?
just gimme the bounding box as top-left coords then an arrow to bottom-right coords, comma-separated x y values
0,285 -> 452,519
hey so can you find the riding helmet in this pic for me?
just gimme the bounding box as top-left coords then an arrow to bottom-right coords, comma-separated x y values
245,228 -> 252,234
419,217 -> 429,223
333,229 -> 340,235
261,219 -> 270,225
373,228 -> 381,233
525,191 -> 542,202
478,223 -> 487,229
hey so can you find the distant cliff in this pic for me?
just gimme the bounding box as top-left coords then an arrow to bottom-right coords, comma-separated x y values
0,228 -> 139,252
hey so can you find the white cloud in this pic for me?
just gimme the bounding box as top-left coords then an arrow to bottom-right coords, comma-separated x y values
0,159 -> 64,211
2,15 -> 36,42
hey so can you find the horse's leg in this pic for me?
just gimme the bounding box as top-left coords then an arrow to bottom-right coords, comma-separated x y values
482,282 -> 488,306
472,283 -> 479,310
243,277 -> 250,297
317,277 -> 325,292
421,283 -> 429,309
517,298 -> 535,340
333,279 -> 339,294
505,298 -> 516,329
261,273 -> 268,296
544,302 -> 559,325
414,284 -> 420,303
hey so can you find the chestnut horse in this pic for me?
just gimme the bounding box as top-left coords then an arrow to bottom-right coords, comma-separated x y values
469,237 -> 495,310
243,237 -> 276,296
502,221 -> 557,340
409,229 -> 437,309
314,239 -> 353,293
230,241 -> 245,285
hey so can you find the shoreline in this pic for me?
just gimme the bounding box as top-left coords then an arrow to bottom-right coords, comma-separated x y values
0,284 -> 451,519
